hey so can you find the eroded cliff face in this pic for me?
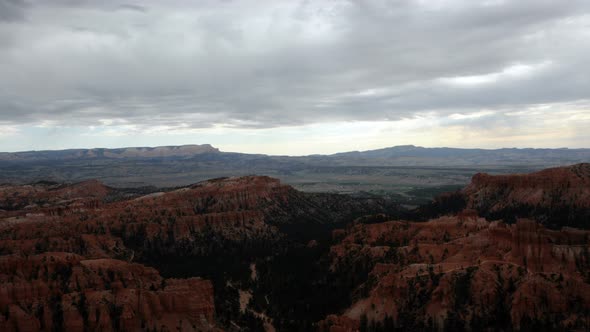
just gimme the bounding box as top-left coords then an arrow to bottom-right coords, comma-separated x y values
321,216 -> 590,331
466,163 -> 590,205
0,176 -> 401,260
0,176 -> 290,257
0,176 -> 299,331
1,169 -> 589,331
0,253 -> 215,332
319,165 -> 590,330
462,163 -> 590,228
0,180 -> 111,212
0,175 -> 403,331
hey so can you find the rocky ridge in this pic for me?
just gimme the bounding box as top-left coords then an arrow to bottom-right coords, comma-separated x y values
416,163 -> 590,228
0,253 -> 215,331
465,162 -> 590,204
319,164 -> 590,331
0,165 -> 589,331
0,176 -> 297,331
0,144 -> 219,161
0,175 -> 402,331
321,216 -> 590,331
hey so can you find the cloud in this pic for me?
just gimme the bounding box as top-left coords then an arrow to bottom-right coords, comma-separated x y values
0,0 -> 27,22
117,4 -> 147,12
0,0 -> 588,137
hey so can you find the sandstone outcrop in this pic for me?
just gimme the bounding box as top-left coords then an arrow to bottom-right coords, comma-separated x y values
0,175 -> 401,331
463,163 -> 590,227
1,169 -> 589,331
0,253 -> 216,331
322,216 -> 590,330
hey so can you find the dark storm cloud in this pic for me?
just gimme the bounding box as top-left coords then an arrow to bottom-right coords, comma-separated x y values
0,0 -> 27,21
0,0 -> 589,129
117,4 -> 147,12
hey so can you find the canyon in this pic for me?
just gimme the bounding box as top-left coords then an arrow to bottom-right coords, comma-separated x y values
0,164 -> 588,331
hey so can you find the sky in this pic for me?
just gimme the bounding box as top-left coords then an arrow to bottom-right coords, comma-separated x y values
0,0 -> 589,155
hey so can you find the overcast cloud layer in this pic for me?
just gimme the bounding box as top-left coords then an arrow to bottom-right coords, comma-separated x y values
0,0 -> 589,154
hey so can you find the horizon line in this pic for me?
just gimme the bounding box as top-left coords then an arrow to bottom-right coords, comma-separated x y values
1,143 -> 588,157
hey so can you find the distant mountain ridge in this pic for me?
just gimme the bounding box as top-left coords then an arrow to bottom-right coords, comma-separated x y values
0,144 -> 219,161
330,145 -> 590,166
1,144 -> 589,165
1,144 -> 589,191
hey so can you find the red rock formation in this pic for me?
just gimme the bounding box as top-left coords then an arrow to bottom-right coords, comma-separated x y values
0,253 -> 217,331
0,176 -> 292,257
2,171 -> 589,331
323,216 -> 590,330
0,179 -> 111,216
0,175 -> 320,331
317,314 -> 360,332
463,163 -> 590,225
